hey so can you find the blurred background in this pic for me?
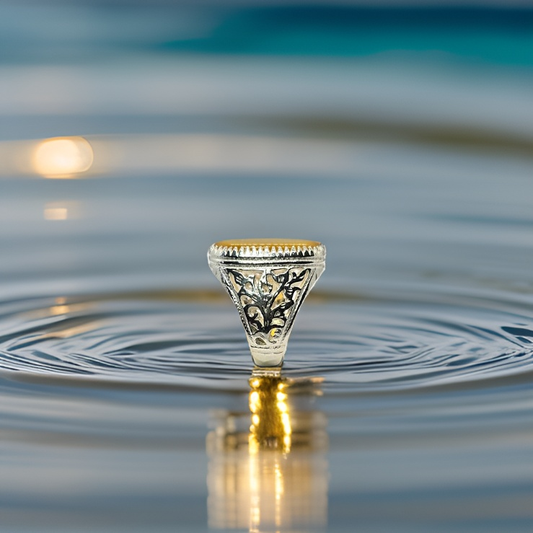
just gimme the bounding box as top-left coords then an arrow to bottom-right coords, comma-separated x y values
1,0 -> 533,294
1,1 -> 533,532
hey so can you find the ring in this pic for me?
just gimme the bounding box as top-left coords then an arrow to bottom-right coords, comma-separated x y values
208,239 -> 326,367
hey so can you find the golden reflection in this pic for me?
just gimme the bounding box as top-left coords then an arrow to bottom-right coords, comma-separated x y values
32,137 -> 93,178
22,298 -> 95,320
207,369 -> 328,532
41,320 -> 101,340
49,296 -> 70,316
47,297 -> 94,317
249,373 -> 292,454
43,201 -> 81,221
32,298 -> 101,339
44,206 -> 68,220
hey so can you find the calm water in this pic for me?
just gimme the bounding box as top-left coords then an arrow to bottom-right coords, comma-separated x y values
1,10 -> 533,530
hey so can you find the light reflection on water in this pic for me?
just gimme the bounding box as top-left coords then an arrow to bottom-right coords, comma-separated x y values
207,370 -> 328,532
32,137 -> 94,179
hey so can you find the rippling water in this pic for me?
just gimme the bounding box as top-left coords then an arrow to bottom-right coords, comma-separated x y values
2,19 -> 533,529
2,288 -> 533,390
3,136 -> 533,531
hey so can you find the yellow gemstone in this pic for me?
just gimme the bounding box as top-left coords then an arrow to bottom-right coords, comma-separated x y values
215,238 -> 321,248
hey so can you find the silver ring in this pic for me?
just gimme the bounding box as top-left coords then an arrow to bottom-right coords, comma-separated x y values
208,239 -> 326,367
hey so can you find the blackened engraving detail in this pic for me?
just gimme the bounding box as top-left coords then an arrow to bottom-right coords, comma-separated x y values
227,268 -> 310,344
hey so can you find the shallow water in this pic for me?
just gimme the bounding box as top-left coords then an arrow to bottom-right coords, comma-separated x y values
1,47 -> 533,533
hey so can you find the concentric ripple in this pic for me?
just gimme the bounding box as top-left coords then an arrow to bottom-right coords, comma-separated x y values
1,288 -> 533,392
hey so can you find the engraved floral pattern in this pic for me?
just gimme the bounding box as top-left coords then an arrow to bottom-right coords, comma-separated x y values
227,268 -> 310,344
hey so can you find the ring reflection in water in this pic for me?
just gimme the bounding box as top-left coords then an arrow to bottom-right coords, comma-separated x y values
206,369 -> 328,532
